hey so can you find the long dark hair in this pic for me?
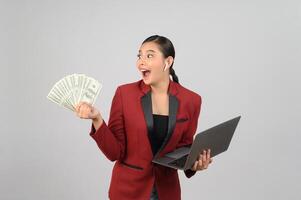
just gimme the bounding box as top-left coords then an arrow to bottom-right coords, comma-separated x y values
142,35 -> 179,84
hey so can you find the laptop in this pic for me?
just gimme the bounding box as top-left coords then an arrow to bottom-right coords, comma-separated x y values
152,116 -> 241,170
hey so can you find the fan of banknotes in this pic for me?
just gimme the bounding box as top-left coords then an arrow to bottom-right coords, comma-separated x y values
47,74 -> 102,112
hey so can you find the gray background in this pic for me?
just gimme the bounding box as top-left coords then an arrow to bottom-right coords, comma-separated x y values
1,0 -> 300,199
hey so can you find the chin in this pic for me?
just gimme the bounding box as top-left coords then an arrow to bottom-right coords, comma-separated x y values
142,79 -> 151,85
142,76 -> 153,85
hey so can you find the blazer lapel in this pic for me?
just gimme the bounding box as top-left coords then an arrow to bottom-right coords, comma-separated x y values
139,79 -> 179,158
140,91 -> 154,148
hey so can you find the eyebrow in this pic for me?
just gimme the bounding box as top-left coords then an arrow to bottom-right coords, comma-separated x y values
138,49 -> 156,53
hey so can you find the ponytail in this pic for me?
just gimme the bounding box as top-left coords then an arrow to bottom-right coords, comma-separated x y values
169,67 -> 179,83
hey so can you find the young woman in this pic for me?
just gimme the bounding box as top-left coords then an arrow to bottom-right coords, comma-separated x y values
75,35 -> 212,200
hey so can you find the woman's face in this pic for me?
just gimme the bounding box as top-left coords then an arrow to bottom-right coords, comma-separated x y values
136,42 -> 169,85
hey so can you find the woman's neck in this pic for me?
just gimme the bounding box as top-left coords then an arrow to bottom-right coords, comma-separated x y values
150,77 -> 170,95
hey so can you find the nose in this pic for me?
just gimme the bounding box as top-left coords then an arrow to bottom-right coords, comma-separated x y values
137,56 -> 147,66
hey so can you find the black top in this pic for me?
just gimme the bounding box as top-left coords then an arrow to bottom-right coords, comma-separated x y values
150,114 -> 169,155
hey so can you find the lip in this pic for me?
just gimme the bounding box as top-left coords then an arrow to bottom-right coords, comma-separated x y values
139,68 -> 151,77
139,68 -> 151,72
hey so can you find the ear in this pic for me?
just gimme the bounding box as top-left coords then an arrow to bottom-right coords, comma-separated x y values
164,56 -> 174,71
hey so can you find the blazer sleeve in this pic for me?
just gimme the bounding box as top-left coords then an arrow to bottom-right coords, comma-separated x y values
89,86 -> 126,162
177,95 -> 202,178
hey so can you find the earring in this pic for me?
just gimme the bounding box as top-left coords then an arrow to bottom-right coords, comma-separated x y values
163,64 -> 167,71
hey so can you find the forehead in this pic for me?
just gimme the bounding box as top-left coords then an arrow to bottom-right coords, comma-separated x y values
138,42 -> 161,53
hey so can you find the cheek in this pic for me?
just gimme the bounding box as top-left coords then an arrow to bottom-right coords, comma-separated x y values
150,61 -> 164,74
149,57 -> 164,67
150,68 -> 163,80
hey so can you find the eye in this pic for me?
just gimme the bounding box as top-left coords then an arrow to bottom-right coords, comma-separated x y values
147,54 -> 153,58
137,54 -> 141,59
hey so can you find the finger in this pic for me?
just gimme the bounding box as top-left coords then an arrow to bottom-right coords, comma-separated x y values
77,101 -> 85,111
81,101 -> 91,108
207,149 -> 211,160
77,102 -> 85,113
191,161 -> 198,171
79,102 -> 89,111
84,106 -> 91,118
78,106 -> 82,117
83,109 -> 89,118
202,160 -> 208,169
199,150 -> 204,162
204,158 -> 212,169
204,150 -> 209,166
203,155 -> 210,168
83,104 -> 91,116
79,105 -> 86,118
202,150 -> 207,163
75,104 -> 81,113
204,160 -> 209,167
197,152 -> 201,161
198,159 -> 203,170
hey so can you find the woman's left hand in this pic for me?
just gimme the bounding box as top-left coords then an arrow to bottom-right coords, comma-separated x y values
191,149 -> 213,171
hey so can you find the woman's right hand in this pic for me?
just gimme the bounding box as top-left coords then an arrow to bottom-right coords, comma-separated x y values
75,101 -> 102,121
75,102 -> 104,130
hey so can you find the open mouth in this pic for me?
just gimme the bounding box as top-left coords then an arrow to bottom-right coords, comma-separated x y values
141,69 -> 151,78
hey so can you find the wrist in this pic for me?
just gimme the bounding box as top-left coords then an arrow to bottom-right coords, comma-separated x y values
92,113 -> 102,122
92,114 -> 103,130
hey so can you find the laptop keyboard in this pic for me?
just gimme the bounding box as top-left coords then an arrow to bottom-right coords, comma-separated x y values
169,155 -> 188,168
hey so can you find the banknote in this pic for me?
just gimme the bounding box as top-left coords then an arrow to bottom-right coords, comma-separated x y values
47,74 -> 102,112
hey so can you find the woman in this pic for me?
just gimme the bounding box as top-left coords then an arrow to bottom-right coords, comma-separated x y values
75,35 -> 213,200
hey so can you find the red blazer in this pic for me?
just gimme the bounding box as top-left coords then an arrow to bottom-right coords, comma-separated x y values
89,78 -> 202,200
